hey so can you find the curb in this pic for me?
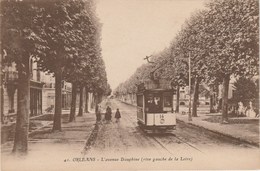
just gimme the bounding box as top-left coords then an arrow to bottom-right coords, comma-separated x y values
83,122 -> 99,152
177,119 -> 259,148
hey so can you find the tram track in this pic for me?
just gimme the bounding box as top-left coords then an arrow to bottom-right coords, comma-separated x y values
110,100 -> 175,155
145,133 -> 175,155
169,133 -> 204,153
111,99 -> 203,155
141,130 -> 204,155
91,99 -> 257,159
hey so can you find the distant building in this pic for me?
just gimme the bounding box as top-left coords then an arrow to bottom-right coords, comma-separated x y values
1,58 -> 72,123
1,59 -> 44,122
41,73 -> 72,113
178,86 -> 210,106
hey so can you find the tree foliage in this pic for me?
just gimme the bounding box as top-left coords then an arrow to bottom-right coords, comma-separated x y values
1,0 -> 110,151
204,0 -> 259,80
114,0 -> 259,121
232,77 -> 259,103
1,0 -> 39,154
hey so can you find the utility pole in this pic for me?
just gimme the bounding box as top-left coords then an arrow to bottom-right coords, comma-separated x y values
188,51 -> 192,121
0,48 -> 3,123
0,46 -> 5,123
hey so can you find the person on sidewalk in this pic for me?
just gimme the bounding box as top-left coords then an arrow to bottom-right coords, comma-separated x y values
115,108 -> 121,122
105,106 -> 112,123
245,101 -> 256,118
237,101 -> 245,117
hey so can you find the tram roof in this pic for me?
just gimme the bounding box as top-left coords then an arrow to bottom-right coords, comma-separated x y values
137,80 -> 173,92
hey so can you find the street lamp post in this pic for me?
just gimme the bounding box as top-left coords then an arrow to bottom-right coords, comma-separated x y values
188,52 -> 192,121
0,51 -> 3,123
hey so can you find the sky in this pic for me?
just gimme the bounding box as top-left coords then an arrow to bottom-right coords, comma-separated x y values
96,0 -> 206,90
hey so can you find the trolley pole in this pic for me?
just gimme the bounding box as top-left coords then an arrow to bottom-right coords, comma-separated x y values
188,52 -> 192,121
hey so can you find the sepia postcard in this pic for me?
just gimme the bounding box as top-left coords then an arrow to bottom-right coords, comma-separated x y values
1,0 -> 260,170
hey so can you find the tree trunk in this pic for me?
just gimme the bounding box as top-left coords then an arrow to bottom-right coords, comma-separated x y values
78,86 -> 84,116
12,57 -> 30,154
175,85 -> 180,113
192,77 -> 200,117
97,93 -> 102,104
91,93 -> 95,109
52,66 -> 62,131
0,51 -> 2,123
210,86 -> 214,113
84,89 -> 89,113
216,85 -> 220,112
0,89 -> 3,123
69,83 -> 77,122
0,52 -> 4,123
222,75 -> 230,123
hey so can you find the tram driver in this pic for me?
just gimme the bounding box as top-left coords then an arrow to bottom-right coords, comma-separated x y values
146,94 -> 162,113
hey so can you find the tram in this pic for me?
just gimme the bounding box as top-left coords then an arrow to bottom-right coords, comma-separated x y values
136,80 -> 176,132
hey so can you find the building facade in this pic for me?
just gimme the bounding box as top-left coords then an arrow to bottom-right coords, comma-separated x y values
1,59 -> 44,122
178,86 -> 210,106
1,59 -> 72,123
41,73 -> 72,113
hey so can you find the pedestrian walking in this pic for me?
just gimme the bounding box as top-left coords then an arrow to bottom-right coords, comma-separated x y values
105,106 -> 112,123
115,108 -> 121,122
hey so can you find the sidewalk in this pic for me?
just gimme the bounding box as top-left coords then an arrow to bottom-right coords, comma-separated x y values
176,112 -> 260,147
1,111 -> 97,155
1,109 -> 78,144
2,111 -> 98,171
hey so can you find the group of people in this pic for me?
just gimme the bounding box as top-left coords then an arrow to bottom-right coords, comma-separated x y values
95,105 -> 121,123
237,101 -> 259,118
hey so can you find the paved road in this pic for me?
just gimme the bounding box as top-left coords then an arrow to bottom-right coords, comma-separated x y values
2,99 -> 259,170
85,99 -> 257,158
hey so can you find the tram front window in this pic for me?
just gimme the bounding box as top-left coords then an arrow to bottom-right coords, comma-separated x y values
164,96 -> 172,107
146,94 -> 163,113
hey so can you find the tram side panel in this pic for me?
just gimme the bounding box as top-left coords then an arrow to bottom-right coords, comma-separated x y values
137,106 -> 145,124
136,94 -> 145,124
